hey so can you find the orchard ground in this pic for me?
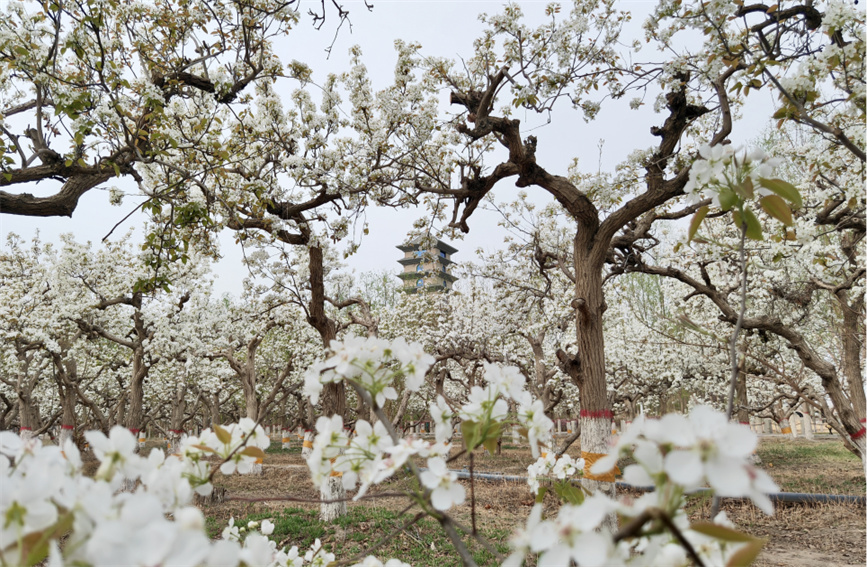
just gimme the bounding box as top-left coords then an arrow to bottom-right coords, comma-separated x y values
154,435 -> 866,567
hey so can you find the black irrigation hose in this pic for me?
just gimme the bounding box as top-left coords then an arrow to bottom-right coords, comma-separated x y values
442,469 -> 866,506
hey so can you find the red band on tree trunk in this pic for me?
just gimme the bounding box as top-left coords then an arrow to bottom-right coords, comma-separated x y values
20,427 -> 31,430
129,428 -> 140,433
580,409 -> 613,420
851,427 -> 866,440
61,425 -> 74,430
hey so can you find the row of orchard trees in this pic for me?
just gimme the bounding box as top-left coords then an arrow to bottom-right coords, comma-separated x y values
0,0 -> 863,506
0,234 -> 324,447
2,182 -> 861,460
462,133 -> 864,459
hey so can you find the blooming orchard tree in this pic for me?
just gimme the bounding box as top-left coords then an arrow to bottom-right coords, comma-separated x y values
464,198 -> 582,418
627,130 -> 865,456
56,235 -> 212,443
342,0 -> 765,497
632,0 -> 866,456
0,0 -> 362,218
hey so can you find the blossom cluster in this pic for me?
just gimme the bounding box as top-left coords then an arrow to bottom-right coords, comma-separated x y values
304,340 -> 558,515
526,451 -> 585,496
684,144 -> 783,208
428,362 -> 555,458
592,405 -> 779,513
507,406 -> 778,567
0,424 -> 405,567
303,336 -> 435,408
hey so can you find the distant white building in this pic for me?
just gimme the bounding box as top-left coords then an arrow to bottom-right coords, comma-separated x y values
396,237 -> 458,293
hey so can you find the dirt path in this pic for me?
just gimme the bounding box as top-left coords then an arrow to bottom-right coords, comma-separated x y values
201,439 -> 866,566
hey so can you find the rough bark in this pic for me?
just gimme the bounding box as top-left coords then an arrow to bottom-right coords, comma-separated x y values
836,290 -> 865,422
307,245 -> 347,520
735,363 -> 750,426
441,72 -> 715,501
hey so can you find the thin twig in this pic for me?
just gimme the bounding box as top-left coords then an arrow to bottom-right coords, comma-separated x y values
446,447 -> 467,464
657,510 -> 707,567
226,491 -> 408,504
449,517 -> 506,563
331,512 -> 426,567
713,221 -> 748,519
470,451 -> 476,535
347,381 -> 479,565
440,517 -> 479,567
614,508 -> 706,567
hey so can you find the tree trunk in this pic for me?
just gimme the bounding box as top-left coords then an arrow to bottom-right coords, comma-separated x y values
18,392 -> 36,441
836,290 -> 865,426
210,392 -> 222,426
167,386 -> 187,456
59,382 -> 76,448
308,245 -> 347,520
573,237 -> 615,498
126,347 -> 148,450
735,364 -> 750,426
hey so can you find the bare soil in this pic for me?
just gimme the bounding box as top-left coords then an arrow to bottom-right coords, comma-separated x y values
199,437 -> 866,566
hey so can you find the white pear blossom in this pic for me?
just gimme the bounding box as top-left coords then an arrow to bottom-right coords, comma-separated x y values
419,457 -> 466,511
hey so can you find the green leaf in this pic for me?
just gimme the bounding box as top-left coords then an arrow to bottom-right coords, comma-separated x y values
461,420 -> 480,452
554,481 -> 585,505
535,486 -> 548,504
214,425 -> 232,445
240,446 -> 266,460
726,539 -> 766,567
691,522 -> 757,542
759,195 -> 793,226
23,511 -> 74,565
688,205 -> 710,242
718,187 -> 739,211
482,422 -> 502,456
758,178 -> 802,207
742,207 -> 763,240
2,172 -> 11,182
738,176 -> 755,199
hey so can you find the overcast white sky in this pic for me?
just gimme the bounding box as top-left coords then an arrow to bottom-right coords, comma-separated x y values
1,0 -> 778,296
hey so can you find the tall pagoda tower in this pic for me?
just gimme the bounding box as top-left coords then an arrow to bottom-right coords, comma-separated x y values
397,237 -> 458,293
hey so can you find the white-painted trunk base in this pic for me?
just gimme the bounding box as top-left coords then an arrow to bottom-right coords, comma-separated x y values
320,476 -> 347,522
802,415 -> 814,440
580,416 -> 616,530
301,431 -> 314,459
59,428 -> 73,448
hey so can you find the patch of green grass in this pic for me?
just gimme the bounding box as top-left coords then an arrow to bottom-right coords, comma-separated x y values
757,439 -> 864,495
218,506 -> 511,566
757,440 -> 859,467
265,443 -> 301,455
